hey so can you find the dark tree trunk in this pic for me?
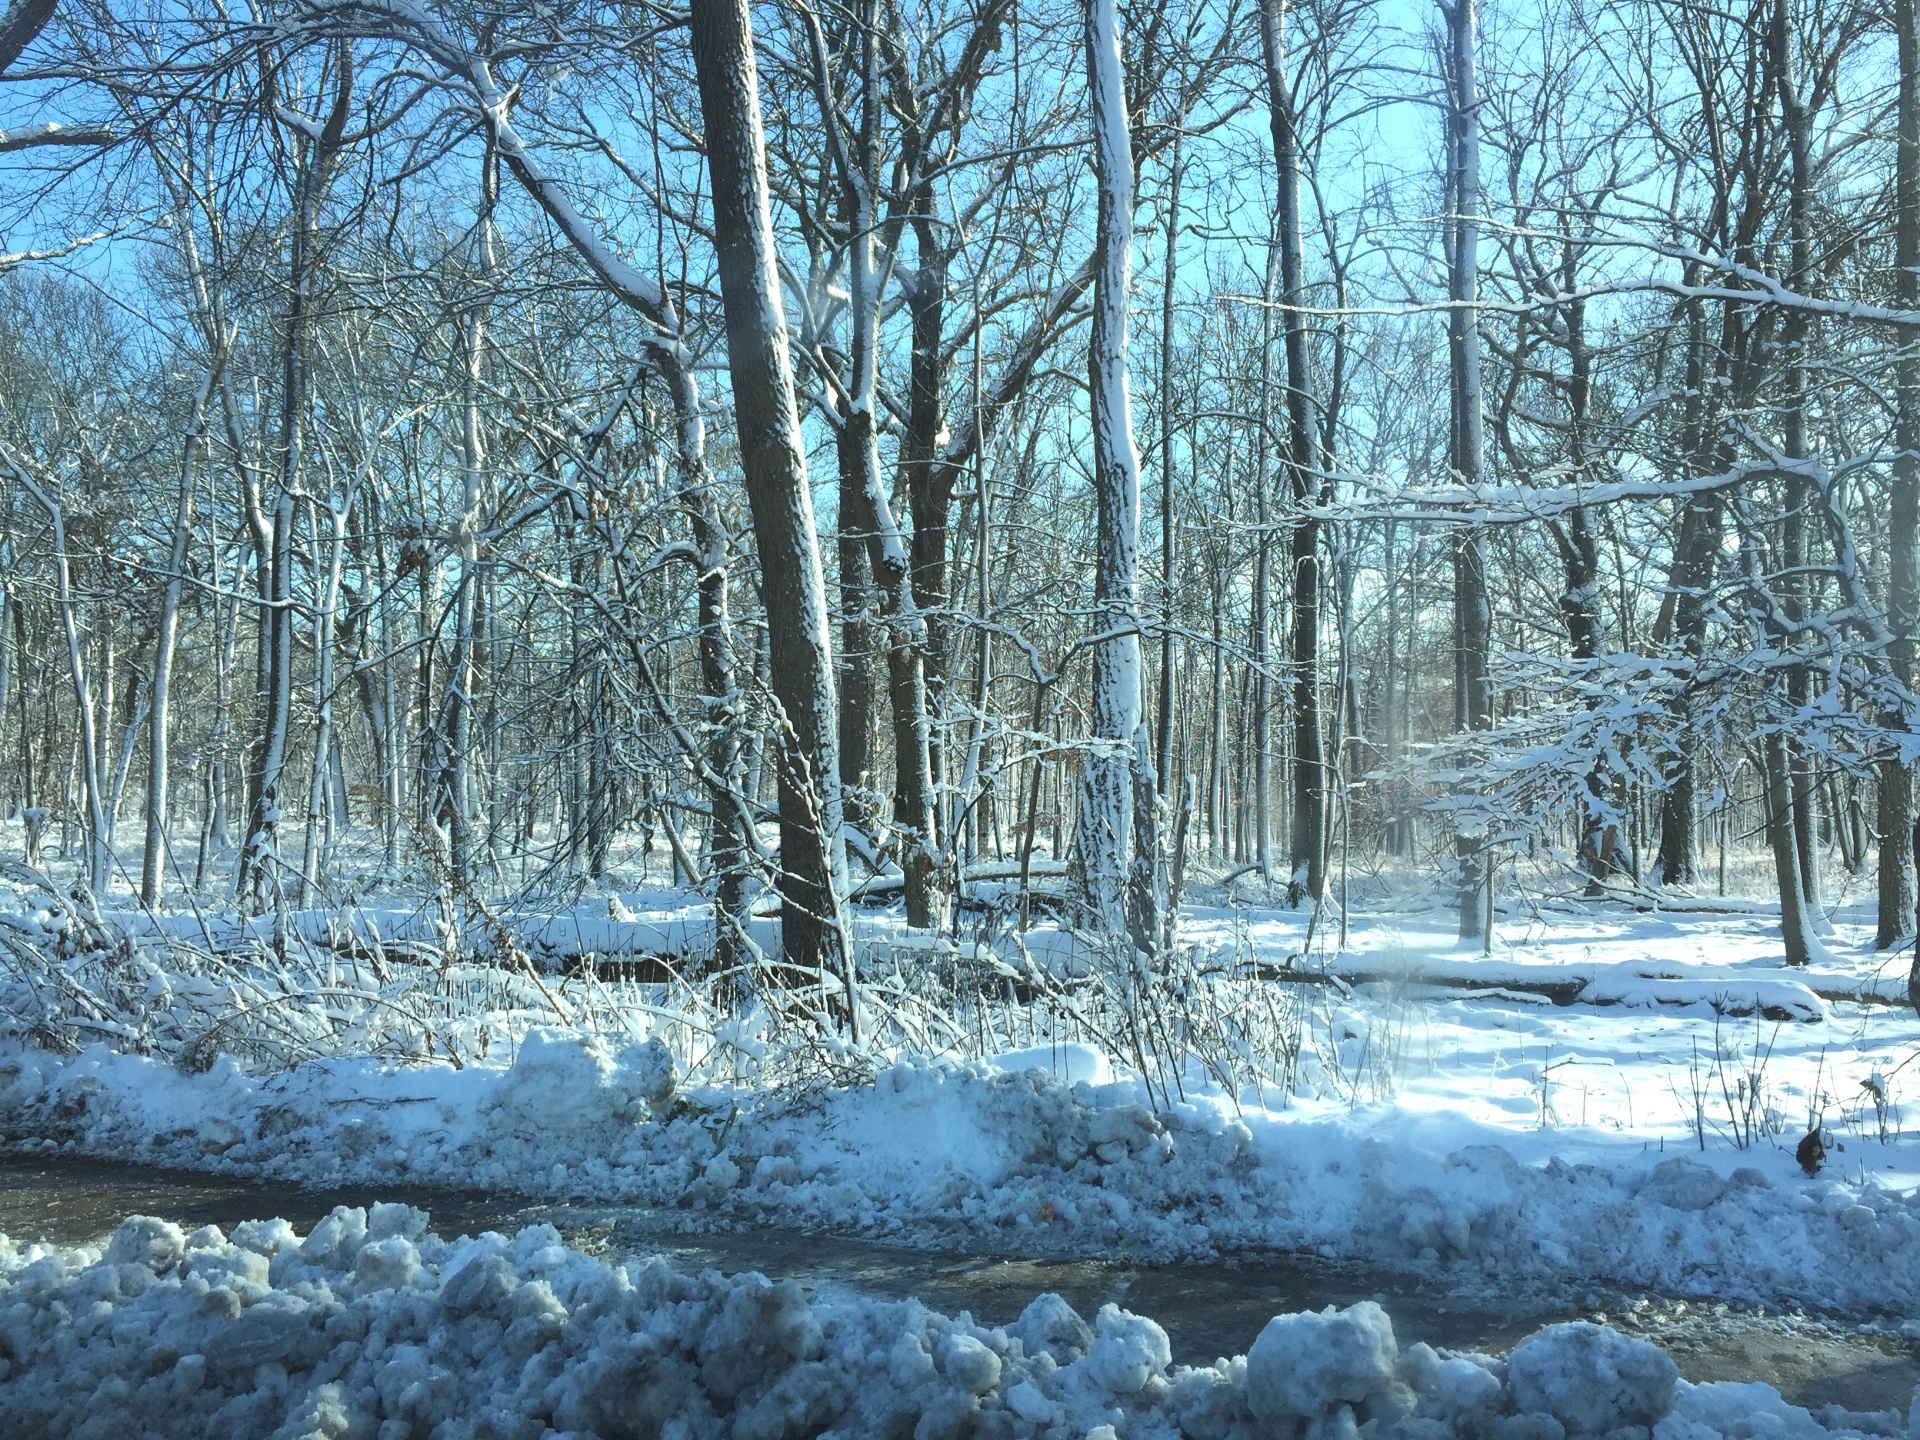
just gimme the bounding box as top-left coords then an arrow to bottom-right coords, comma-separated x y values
240,47 -> 351,919
690,0 -> 848,980
1444,0 -> 1489,940
1261,0 -> 1325,908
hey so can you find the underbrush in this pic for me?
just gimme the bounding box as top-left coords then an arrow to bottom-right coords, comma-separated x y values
0,858 -> 1392,1112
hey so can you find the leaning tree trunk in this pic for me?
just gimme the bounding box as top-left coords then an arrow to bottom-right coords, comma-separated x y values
689,0 -> 849,983
1070,0 -> 1149,942
1444,0 -> 1490,941
1885,0 -> 1920,966
1261,0 -> 1325,907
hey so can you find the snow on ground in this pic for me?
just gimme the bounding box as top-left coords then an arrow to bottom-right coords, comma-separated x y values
1,862 -> 1917,1322
1,1205 -> 1912,1440
1,954 -> 1916,1320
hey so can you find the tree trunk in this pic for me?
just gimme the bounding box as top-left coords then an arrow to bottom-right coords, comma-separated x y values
1771,0 -> 1825,930
144,396 -> 209,904
1885,0 -> 1920,957
439,202 -> 491,890
1156,127 -> 1182,797
1251,244 -> 1276,887
1261,0 -> 1325,907
1444,0 -> 1490,940
689,0 -> 849,981
826,0 -> 940,928
837,463 -> 875,829
1076,0 -> 1155,930
0,587 -> 11,819
902,217 -> 955,820
1763,730 -> 1815,966
240,47 -> 351,917
8,468 -> 107,889
1069,0 -> 1147,939
1549,288 -> 1622,890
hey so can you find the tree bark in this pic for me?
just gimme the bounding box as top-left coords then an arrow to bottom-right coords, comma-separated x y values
1070,0 -> 1147,938
1261,0 -> 1325,907
437,173 -> 492,889
817,0 -> 941,928
1444,0 -> 1490,940
689,0 -> 848,980
7,465 -> 107,889
1885,0 -> 1920,958
144,390 -> 211,904
239,46 -> 351,918
1252,248 -> 1276,885
1156,125 -> 1182,799
1764,728 -> 1815,966
1771,0 -> 1824,928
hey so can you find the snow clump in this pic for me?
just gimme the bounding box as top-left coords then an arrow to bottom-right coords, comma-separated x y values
1507,1322 -> 1680,1435
0,1210 -> 1909,1440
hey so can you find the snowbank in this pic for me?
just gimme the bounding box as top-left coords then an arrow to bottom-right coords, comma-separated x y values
0,1207 -> 1911,1440
3,1034 -> 1919,1318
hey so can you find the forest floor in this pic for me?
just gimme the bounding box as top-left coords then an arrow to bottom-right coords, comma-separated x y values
0,843 -> 1915,1436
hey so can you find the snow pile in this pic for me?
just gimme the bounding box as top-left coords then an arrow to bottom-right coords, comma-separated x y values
0,1209 -> 1908,1440
1506,1321 -> 1678,1433
4,1038 -> 1920,1317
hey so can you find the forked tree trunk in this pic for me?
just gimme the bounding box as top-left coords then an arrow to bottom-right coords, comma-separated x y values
240,47 -> 351,918
816,0 -> 940,928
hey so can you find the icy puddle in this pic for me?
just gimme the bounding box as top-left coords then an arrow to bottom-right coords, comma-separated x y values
1,1151 -> 1913,1411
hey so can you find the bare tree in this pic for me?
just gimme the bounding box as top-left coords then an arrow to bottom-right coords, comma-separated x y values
1442,0 -> 1490,941
690,0 -> 849,981
1070,0 -> 1148,942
